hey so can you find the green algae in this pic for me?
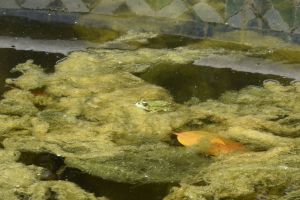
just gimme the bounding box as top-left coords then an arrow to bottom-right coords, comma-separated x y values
164,147 -> 300,200
0,150 -> 41,200
267,48 -> 300,64
74,25 -> 120,43
0,149 -> 104,200
203,30 -> 300,65
164,81 -> 300,199
27,181 -> 108,200
65,144 -> 210,184
0,32 -> 299,199
190,81 -> 300,139
1,40 -> 212,187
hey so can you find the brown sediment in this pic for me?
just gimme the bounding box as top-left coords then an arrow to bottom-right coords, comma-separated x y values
30,87 -> 47,96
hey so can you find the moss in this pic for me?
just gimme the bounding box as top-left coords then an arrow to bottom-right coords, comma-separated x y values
165,147 -> 300,200
211,30 -> 295,49
0,150 -> 106,200
65,144 -> 211,184
267,48 -> 300,64
74,25 -> 120,43
28,181 -> 108,200
189,38 -> 252,52
0,114 -> 31,137
6,60 -> 47,90
165,81 -> 300,199
0,150 -> 40,200
189,81 -> 300,140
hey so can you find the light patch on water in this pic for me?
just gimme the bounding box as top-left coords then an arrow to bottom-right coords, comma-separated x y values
194,54 -> 300,80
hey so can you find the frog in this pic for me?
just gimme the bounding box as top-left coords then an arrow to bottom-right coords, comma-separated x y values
135,99 -> 175,113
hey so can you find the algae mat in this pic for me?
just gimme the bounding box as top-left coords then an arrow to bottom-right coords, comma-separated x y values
0,33 -> 300,200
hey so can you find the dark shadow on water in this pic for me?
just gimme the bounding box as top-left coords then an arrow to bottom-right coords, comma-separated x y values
0,15 -> 120,43
62,168 -> 173,200
144,34 -> 199,49
0,141 -> 4,149
0,48 -> 64,95
136,63 -> 293,103
17,151 -> 65,172
0,16 -> 118,41
0,16 -> 79,40
17,152 -> 174,200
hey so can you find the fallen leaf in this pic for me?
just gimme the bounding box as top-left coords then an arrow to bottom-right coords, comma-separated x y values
174,131 -> 246,156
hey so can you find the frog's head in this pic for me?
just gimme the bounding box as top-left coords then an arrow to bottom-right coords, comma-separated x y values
135,100 -> 149,110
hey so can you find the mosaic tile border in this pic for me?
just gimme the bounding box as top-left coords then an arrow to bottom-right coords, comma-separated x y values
1,0 -> 300,36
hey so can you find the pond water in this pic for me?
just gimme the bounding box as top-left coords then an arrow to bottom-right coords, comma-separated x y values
0,16 -> 299,200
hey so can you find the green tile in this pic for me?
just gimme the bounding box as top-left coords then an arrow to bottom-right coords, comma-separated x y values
144,0 -> 174,11
226,0 -> 244,18
0,0 -> 21,9
183,0 -> 201,6
271,0 -> 294,27
206,0 -> 225,18
91,0 -> 125,15
193,2 -> 224,23
264,7 -> 290,32
61,0 -> 89,12
293,5 -> 300,28
47,0 -> 66,10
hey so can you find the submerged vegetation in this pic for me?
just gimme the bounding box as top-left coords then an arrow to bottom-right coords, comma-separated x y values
0,32 -> 299,200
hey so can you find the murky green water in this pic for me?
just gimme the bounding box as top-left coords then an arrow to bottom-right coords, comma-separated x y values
0,16 -> 299,200
137,63 -> 292,103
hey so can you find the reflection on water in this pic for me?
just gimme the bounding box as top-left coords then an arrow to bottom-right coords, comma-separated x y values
62,168 -> 173,200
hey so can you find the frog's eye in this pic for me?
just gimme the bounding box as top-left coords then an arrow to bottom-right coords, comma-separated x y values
141,101 -> 148,106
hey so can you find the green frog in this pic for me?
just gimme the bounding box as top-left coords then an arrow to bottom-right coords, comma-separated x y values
135,100 -> 175,113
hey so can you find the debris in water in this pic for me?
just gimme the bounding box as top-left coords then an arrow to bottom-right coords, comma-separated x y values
174,131 -> 246,156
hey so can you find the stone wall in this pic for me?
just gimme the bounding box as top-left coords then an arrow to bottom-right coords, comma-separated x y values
1,0 -> 300,42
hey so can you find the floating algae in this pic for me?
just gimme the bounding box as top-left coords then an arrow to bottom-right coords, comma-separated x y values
164,81 -> 300,199
0,32 -> 300,199
164,147 -> 300,200
65,143 -> 210,184
1,36 -> 215,190
0,150 -> 106,200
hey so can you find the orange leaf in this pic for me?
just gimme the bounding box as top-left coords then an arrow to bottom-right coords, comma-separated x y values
174,131 -> 246,156
174,131 -> 205,146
